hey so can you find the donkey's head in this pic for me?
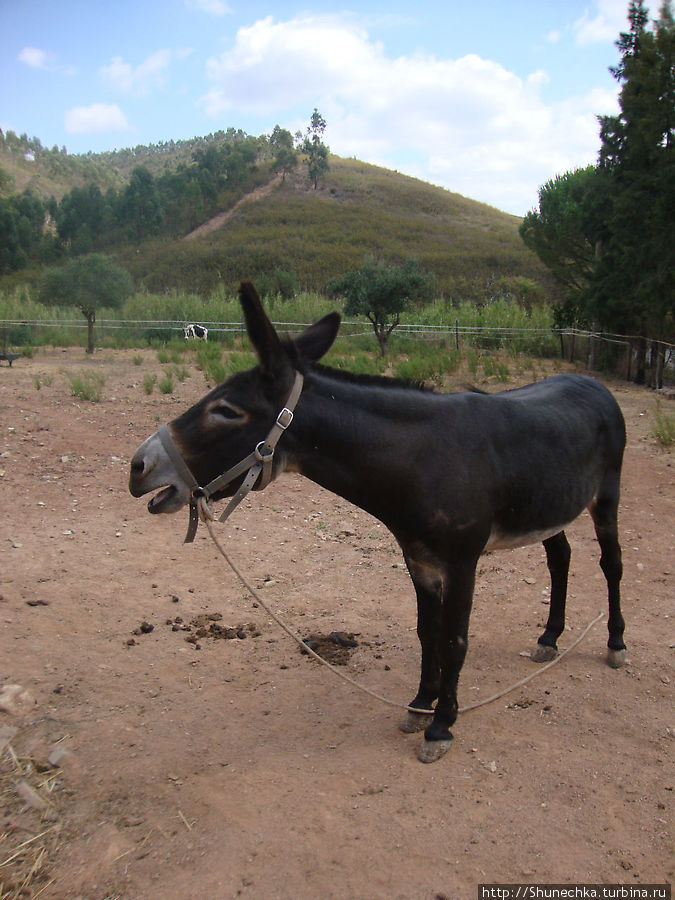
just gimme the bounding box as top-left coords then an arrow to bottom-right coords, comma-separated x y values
129,281 -> 340,515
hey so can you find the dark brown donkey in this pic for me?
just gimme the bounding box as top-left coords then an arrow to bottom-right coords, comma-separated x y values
129,282 -> 627,763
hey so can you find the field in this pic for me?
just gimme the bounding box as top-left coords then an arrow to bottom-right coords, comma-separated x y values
0,347 -> 673,899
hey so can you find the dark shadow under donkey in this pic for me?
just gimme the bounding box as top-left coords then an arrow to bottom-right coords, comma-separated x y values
129,282 -> 627,763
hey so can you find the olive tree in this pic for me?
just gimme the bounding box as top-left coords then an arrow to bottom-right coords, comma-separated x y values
327,256 -> 434,355
39,253 -> 133,353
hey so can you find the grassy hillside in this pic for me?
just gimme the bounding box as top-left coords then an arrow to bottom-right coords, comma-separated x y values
0,132 -> 215,201
118,157 -> 559,301
1,131 -> 559,302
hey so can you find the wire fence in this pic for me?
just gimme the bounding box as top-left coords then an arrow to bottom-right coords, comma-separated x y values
1,317 -> 673,387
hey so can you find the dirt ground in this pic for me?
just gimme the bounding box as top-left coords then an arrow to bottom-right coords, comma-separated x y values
0,347 -> 672,900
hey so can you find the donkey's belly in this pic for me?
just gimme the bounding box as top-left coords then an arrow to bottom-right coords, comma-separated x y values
484,521 -> 574,552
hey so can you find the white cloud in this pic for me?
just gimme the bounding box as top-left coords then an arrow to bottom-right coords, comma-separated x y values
201,14 -> 620,215
18,46 -> 49,69
185,0 -> 231,15
18,46 -> 75,74
574,0 -> 629,46
65,103 -> 131,134
100,49 -> 173,95
546,29 -> 564,44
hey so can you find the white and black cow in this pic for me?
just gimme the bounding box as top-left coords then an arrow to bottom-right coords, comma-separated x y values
184,324 -> 208,341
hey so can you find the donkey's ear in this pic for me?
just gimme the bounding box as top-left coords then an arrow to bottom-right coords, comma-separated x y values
239,281 -> 286,375
294,312 -> 341,362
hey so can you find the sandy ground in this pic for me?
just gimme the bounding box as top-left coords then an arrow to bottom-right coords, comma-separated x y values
0,347 -> 673,900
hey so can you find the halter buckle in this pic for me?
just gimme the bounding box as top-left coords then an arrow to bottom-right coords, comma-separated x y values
276,407 -> 294,430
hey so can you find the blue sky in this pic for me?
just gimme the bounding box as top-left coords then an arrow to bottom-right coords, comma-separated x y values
0,0 -> 638,215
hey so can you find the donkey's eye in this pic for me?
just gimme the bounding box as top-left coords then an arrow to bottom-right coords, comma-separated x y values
210,401 -> 246,423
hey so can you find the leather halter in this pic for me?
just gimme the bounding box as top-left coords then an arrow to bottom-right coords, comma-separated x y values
158,371 -> 304,543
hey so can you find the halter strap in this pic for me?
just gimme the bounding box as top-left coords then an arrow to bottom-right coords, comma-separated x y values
159,371 -> 304,543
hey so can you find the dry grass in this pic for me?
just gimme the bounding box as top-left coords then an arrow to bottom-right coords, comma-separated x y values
0,743 -> 62,900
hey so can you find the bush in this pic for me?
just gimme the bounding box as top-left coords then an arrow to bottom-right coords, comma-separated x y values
158,372 -> 174,394
68,371 -> 104,402
143,373 -> 157,395
651,402 -> 675,448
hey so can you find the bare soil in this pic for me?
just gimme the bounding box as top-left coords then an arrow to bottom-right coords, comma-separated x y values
183,176 -> 282,241
0,348 -> 673,900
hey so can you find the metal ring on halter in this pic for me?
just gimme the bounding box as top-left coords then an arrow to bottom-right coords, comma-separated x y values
255,440 -> 275,462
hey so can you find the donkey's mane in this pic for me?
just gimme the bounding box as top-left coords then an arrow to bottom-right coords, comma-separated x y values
309,361 -> 435,394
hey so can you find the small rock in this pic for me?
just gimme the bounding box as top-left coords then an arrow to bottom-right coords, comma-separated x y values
47,745 -> 72,767
139,621 -> 154,634
0,724 -> 18,750
0,684 -> 36,716
16,779 -> 48,810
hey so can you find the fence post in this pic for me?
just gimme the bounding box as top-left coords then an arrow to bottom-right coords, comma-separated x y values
455,320 -> 459,351
626,341 -> 632,381
655,340 -> 664,390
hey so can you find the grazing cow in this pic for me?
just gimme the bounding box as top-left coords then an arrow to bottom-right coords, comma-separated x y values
184,324 -> 208,341
130,282 -> 627,763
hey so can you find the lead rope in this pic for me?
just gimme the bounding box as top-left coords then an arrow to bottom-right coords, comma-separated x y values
196,496 -> 604,716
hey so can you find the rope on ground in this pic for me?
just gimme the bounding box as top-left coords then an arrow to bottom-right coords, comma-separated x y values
200,499 -> 604,717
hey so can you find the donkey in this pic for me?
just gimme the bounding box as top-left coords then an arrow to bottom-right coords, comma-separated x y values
129,282 -> 627,763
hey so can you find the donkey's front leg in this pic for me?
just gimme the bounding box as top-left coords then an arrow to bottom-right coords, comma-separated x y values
399,556 -> 443,735
418,558 -> 477,763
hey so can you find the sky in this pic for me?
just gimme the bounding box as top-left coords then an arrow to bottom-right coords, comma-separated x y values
0,0 -> 640,216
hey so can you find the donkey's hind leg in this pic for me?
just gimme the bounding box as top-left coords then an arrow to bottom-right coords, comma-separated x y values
532,531 -> 571,662
589,473 -> 626,667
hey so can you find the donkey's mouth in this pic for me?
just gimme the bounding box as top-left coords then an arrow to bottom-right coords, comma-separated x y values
148,485 -> 179,514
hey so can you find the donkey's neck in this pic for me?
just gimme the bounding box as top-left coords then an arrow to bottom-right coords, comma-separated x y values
285,367 -> 435,517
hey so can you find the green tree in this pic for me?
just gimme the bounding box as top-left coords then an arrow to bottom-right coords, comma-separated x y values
327,256 -> 434,355
587,0 -> 675,368
302,109 -> 330,189
39,254 -> 133,353
0,190 -> 47,273
119,166 -> 163,240
56,184 -> 112,251
269,125 -> 298,181
520,167 -> 606,297
521,0 -> 674,379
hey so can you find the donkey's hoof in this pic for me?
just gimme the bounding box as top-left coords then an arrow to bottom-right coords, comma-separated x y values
399,710 -> 433,734
531,643 -> 558,663
418,738 -> 453,764
607,648 -> 626,668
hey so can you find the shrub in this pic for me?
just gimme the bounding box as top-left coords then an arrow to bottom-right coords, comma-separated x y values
651,402 -> 675,448
158,372 -> 174,394
143,373 -> 157,395
68,371 -> 105,402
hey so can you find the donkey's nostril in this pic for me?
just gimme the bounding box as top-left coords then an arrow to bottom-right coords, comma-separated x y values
131,457 -> 145,476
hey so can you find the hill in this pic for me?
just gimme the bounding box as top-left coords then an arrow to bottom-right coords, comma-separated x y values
0,130 -> 559,302
113,156 -> 558,300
